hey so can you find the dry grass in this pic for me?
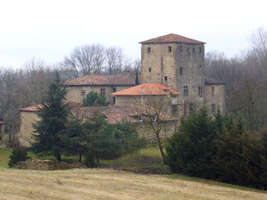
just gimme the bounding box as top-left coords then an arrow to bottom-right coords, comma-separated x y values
0,168 -> 266,200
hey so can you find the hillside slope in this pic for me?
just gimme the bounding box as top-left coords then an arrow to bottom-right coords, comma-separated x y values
0,168 -> 266,200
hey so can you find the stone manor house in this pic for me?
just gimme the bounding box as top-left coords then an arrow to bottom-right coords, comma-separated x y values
18,33 -> 225,146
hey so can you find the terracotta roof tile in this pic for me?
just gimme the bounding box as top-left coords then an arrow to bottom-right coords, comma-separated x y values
112,83 -> 180,96
18,104 -> 43,112
140,33 -> 205,44
18,102 -> 83,112
64,73 -> 136,86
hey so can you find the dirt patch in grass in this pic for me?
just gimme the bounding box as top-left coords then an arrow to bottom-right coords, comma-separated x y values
15,159 -> 86,170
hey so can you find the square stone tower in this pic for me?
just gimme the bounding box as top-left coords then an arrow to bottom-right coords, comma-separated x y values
140,33 -> 206,114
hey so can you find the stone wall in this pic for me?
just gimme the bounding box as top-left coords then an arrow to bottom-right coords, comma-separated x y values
19,111 -> 39,147
141,43 -> 177,89
18,109 -> 178,147
204,84 -> 226,114
66,85 -> 130,104
136,121 -> 177,144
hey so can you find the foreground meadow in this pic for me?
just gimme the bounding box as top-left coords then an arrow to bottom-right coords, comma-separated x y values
0,168 -> 266,200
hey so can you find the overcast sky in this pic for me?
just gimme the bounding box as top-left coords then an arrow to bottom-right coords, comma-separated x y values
0,0 -> 267,68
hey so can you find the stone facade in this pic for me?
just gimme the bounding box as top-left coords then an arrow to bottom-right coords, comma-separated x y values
136,121 -> 177,144
66,85 -> 129,104
19,111 -> 39,147
140,34 -> 225,117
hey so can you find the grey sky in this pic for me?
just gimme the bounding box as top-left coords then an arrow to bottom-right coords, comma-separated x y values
0,0 -> 266,68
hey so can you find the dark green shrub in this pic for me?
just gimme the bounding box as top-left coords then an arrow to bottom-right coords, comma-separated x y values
8,148 -> 29,167
166,108 -> 218,178
83,91 -> 109,106
84,151 -> 98,168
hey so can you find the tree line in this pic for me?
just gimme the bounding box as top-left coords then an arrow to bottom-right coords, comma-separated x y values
0,45 -> 140,144
166,109 -> 267,189
205,28 -> 267,130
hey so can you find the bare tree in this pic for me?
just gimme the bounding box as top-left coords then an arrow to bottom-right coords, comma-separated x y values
135,96 -> 174,164
63,44 -> 106,76
105,47 -> 123,74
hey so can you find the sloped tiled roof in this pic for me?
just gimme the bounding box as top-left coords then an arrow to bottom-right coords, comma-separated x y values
18,104 -> 43,112
18,102 -> 83,112
64,73 -> 136,86
140,33 -> 205,44
112,83 -> 180,96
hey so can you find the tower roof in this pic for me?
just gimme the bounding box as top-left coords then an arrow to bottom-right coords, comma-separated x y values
140,33 -> 205,45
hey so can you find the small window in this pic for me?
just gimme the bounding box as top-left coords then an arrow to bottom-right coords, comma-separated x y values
147,47 -> 151,53
211,104 -> 216,113
112,96 -> 116,104
112,87 -> 116,92
217,104 -> 220,112
184,85 -> 188,96
199,64 -> 202,68
198,86 -> 203,97
172,105 -> 178,112
184,104 -> 187,116
192,48 -> 195,53
100,88 -> 106,97
211,86 -> 215,96
164,76 -> 168,82
189,103 -> 194,113
187,48 -> 190,56
168,46 -> 172,52
81,90 -> 86,97
180,46 -> 183,52
199,47 -> 202,53
149,67 -> 151,72
180,67 -> 183,75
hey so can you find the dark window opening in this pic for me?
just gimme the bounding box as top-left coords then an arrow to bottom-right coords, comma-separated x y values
184,85 -> 189,96
184,104 -> 187,116
149,67 -> 151,72
147,47 -> 151,53
168,46 -> 172,52
199,47 -> 202,53
180,46 -> 183,52
164,76 -> 168,82
100,88 -> 106,97
112,96 -> 116,104
192,48 -> 195,53
180,67 -> 183,75
211,104 -> 216,113
200,64 -> 202,68
198,86 -> 203,97
112,87 -> 116,92
81,90 -> 86,97
187,48 -> 190,55
189,103 -> 194,113
217,104 -> 220,112
172,105 -> 178,113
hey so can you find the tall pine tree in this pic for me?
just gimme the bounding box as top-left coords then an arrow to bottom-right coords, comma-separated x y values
32,73 -> 69,161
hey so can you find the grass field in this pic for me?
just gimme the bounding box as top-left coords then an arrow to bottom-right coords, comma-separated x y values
0,168 -> 266,200
1,147 -> 267,199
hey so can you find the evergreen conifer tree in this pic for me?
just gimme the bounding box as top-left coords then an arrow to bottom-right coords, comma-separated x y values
32,73 -> 69,161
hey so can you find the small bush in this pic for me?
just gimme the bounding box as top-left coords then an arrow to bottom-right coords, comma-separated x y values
83,91 -> 109,106
8,148 -> 29,168
84,151 -> 98,168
